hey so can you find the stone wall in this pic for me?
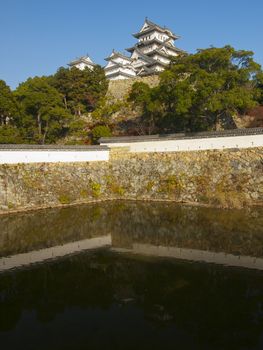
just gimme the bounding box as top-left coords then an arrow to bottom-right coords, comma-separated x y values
0,147 -> 262,212
107,75 -> 160,100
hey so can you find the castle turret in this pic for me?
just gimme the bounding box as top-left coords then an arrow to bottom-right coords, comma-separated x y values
68,55 -> 96,71
127,18 -> 183,75
104,50 -> 136,80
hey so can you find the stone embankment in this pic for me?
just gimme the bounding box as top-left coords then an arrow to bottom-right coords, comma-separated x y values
107,75 -> 159,100
0,146 -> 262,213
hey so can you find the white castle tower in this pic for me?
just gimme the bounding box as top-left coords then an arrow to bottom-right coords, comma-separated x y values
105,18 -> 183,80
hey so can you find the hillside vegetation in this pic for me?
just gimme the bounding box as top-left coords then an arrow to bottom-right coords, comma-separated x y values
0,46 -> 262,144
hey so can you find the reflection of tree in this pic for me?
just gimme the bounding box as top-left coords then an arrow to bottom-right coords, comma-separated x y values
1,202 -> 263,347
1,201 -> 263,258
0,205 -> 108,257
108,202 -> 263,257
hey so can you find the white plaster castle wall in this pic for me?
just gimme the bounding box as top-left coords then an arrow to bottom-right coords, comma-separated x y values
153,54 -> 170,63
114,56 -> 130,65
0,150 -> 109,164
105,67 -> 119,75
75,62 -> 94,71
166,48 -> 178,56
101,134 -> 263,153
105,61 -> 115,68
110,75 -> 127,80
154,65 -> 164,71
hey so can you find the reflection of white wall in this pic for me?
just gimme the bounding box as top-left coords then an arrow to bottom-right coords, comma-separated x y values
101,134 -> 263,153
0,235 -> 111,272
0,150 -> 109,164
112,243 -> 263,271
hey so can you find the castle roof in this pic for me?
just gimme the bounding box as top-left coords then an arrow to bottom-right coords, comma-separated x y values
137,66 -> 156,76
146,60 -> 167,69
147,46 -> 185,57
68,55 -> 96,67
131,48 -> 155,64
105,50 -> 132,62
126,40 -> 184,55
106,70 -> 136,79
133,18 -> 180,40
126,38 -> 169,52
104,61 -> 136,72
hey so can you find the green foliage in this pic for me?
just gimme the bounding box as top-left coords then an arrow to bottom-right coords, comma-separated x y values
92,96 -> 125,123
0,65 -> 108,144
105,175 -> 125,196
80,189 -> 88,198
52,66 -> 108,116
257,71 -> 263,104
109,183 -> 125,196
0,80 -> 20,126
58,194 -> 71,205
91,125 -> 112,144
90,181 -> 101,198
159,175 -> 183,195
15,76 -> 72,144
0,126 -> 23,144
68,119 -> 87,138
146,180 -> 155,192
129,46 -> 262,132
128,82 -> 162,134
1,45 -> 262,145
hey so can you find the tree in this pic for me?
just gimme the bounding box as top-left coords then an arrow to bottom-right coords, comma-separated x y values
52,66 -> 108,116
91,125 -> 112,144
0,80 -> 19,126
15,76 -> 72,144
128,82 -> 162,134
0,125 -> 23,144
129,46 -> 262,133
256,71 -> 263,104
160,46 -> 261,131
0,80 -> 24,143
91,96 -> 125,124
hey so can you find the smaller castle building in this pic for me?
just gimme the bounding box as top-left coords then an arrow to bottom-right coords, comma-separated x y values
104,50 -> 136,80
68,55 -> 96,71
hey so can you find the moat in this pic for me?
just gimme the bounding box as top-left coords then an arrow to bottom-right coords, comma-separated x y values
1,201 -> 263,349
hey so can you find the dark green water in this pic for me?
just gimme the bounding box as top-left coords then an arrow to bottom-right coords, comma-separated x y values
1,201 -> 263,350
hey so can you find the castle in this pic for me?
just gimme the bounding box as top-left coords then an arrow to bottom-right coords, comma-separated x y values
68,18 -> 183,80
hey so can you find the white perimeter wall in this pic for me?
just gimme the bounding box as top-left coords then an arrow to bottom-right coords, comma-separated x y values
0,150 -> 109,164
1,134 -> 262,164
101,134 -> 263,153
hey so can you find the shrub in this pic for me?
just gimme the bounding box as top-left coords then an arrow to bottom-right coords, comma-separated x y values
91,125 -> 112,144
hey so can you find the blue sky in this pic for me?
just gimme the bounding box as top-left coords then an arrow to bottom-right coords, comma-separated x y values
1,0 -> 262,89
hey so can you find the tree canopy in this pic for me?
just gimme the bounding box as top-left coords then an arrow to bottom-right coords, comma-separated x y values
15,76 -> 72,144
52,66 -> 108,116
0,80 -> 19,126
129,46 -> 262,133
0,65 -> 108,144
